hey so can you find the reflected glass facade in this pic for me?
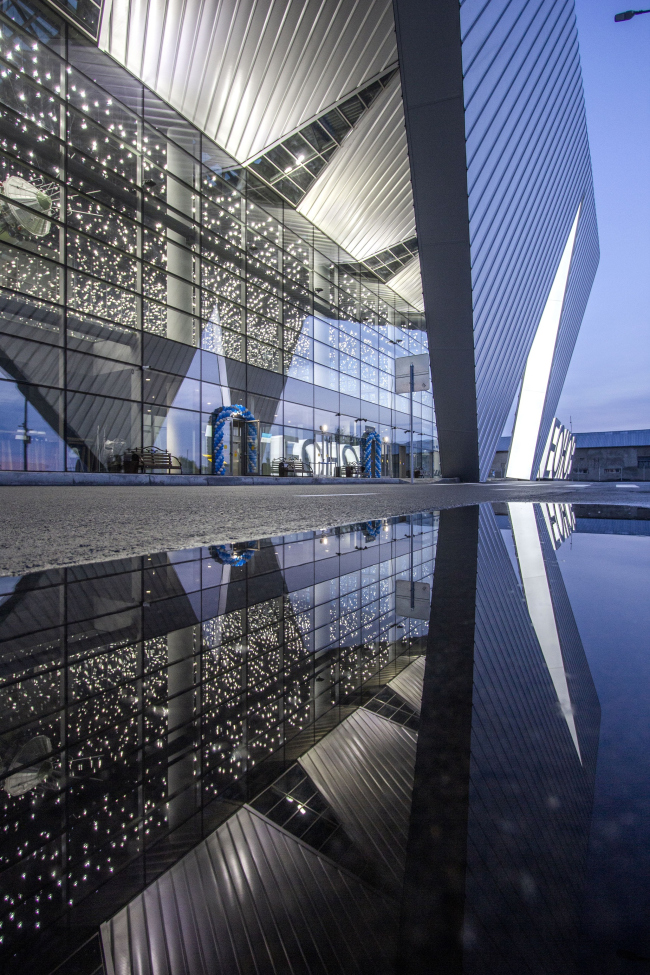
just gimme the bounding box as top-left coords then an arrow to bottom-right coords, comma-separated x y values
0,0 -> 437,479
0,513 -> 436,971
0,504 -> 609,975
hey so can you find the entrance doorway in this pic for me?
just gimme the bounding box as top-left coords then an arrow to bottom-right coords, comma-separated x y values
230,418 -> 259,475
381,441 -> 391,476
230,418 -> 244,475
211,405 -> 259,476
398,444 -> 407,479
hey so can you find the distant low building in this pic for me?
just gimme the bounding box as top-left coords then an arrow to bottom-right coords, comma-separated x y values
570,430 -> 650,481
492,430 -> 650,481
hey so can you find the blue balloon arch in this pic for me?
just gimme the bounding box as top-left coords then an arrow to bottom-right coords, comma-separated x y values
209,543 -> 257,566
362,520 -> 381,540
211,404 -> 257,475
362,430 -> 382,478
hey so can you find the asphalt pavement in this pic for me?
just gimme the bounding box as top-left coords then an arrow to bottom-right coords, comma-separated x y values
1,479 -> 649,576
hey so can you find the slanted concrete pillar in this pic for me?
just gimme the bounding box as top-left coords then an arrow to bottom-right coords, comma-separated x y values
398,505 -> 479,973
392,0 -> 478,481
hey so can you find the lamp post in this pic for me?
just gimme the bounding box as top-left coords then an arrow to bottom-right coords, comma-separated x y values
319,424 -> 328,476
409,363 -> 414,484
355,418 -> 367,469
15,399 -> 30,471
615,8 -> 650,20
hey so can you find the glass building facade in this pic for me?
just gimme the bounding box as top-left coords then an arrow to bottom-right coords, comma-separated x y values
0,0 -> 437,479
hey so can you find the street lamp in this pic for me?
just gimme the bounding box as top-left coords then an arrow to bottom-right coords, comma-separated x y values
615,8 -> 650,20
319,424 -> 328,475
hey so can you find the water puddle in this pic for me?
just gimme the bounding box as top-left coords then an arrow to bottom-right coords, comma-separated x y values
0,503 -> 648,974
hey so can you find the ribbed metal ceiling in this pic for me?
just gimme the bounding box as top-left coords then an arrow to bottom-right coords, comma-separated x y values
101,804 -> 396,975
299,707 -> 417,896
387,656 -> 425,712
98,0 -> 424,315
298,75 -> 416,260
99,0 -> 397,163
386,257 -> 424,312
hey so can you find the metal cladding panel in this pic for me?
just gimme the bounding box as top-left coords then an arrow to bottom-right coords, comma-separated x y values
99,0 -> 397,162
387,656 -> 425,712
386,258 -> 424,312
460,0 -> 599,480
298,76 -> 416,260
533,190 -> 599,474
101,804 -> 396,975
298,707 -> 417,893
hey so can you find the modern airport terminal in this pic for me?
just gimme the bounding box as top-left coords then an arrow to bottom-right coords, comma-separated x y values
2,2 -> 649,975
0,0 -> 598,485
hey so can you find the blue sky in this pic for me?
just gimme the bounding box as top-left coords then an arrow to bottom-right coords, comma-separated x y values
555,0 -> 650,433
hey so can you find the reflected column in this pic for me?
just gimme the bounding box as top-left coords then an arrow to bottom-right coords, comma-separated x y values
399,505 -> 479,973
167,625 -> 198,830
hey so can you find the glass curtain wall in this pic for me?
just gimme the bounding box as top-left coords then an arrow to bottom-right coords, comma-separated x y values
0,0 -> 436,478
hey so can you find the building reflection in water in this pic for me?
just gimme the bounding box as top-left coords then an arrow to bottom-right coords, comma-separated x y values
0,505 -> 599,975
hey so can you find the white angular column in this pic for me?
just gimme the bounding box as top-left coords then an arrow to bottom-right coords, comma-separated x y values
506,207 -> 581,480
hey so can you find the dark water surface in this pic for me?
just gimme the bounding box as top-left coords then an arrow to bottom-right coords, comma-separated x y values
0,503 -> 648,975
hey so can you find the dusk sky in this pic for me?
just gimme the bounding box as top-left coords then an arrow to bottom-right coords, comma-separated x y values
555,0 -> 650,433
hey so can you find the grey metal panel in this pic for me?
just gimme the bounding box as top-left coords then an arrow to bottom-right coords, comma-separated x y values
298,707 -> 417,893
298,75 -> 415,260
462,0 -> 599,480
387,655 -> 425,712
100,0 -> 397,163
101,804 -> 397,975
395,0 -> 598,481
386,258 -> 424,312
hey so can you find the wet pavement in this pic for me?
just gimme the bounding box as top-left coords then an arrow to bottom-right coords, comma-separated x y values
0,501 -> 648,974
1,479 -> 649,576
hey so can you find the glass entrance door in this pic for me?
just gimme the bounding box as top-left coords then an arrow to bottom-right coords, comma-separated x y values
382,441 -> 391,476
230,418 -> 260,475
245,420 -> 260,475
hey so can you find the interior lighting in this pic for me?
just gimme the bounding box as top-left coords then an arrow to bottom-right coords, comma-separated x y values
506,205 -> 581,480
